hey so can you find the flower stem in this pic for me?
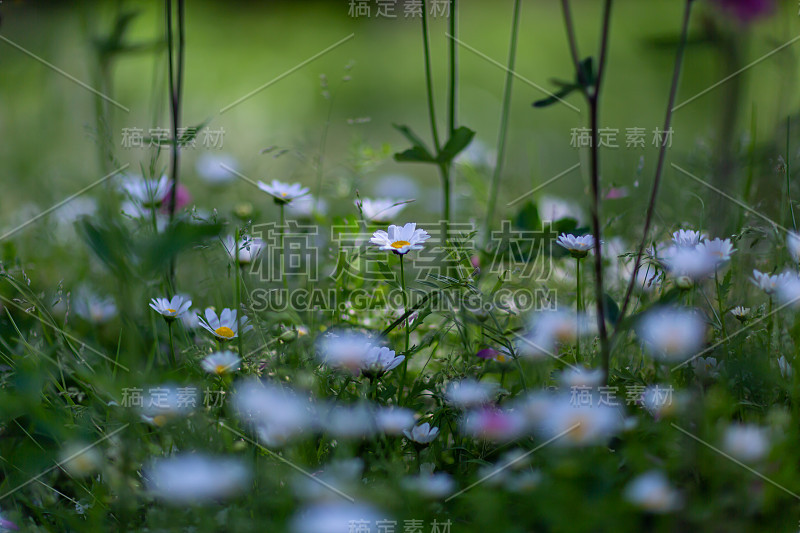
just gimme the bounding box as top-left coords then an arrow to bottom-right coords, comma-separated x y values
165,0 -> 185,289
234,230 -> 244,357
615,0 -> 694,333
484,0 -> 522,247
167,320 -> 177,368
280,203 -> 288,292
397,254 -> 410,405
576,257 -> 582,362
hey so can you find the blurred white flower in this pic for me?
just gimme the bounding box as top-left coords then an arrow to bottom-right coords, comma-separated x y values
788,231 -> 800,263
370,223 -> 430,255
536,394 -> 622,446
697,237 -> 735,266
660,245 -> 716,285
233,380 -> 314,447
317,331 -> 372,374
556,233 -> 595,258
144,454 -> 249,504
538,196 -> 583,225
73,288 -> 117,324
320,404 -> 377,439
287,194 -> 326,218
149,295 -> 192,321
517,311 -> 588,359
222,235 -> 265,265
641,385 -> 683,419
723,424 -> 770,462
257,179 -> 309,204
636,307 -> 705,361
200,351 -> 241,375
291,502 -> 383,533
752,269 -> 792,296
402,470 -> 455,498
119,174 -> 170,207
445,379 -> 498,409
403,422 -> 439,444
195,153 -> 238,185
775,272 -> 800,308
140,384 -> 197,426
558,367 -> 604,389
198,308 -> 251,340
624,471 -> 682,513
375,407 -> 416,435
693,356 -> 721,379
358,198 -> 407,223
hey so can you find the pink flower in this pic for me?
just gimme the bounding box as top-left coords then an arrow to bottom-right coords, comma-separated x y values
712,0 -> 773,22
161,183 -> 192,213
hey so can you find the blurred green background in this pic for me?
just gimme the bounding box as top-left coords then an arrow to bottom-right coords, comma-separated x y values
0,0 -> 798,246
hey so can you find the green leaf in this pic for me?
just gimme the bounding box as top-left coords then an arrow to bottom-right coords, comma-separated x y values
392,124 -> 436,163
394,146 -> 436,163
513,201 -> 541,231
438,126 -> 475,163
533,84 -> 579,108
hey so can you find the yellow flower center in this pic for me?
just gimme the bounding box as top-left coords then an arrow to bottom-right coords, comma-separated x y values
391,240 -> 411,249
215,326 -> 235,338
281,192 -> 288,197
496,354 -> 507,363
215,364 -> 228,374
153,415 -> 168,427
167,308 -> 177,313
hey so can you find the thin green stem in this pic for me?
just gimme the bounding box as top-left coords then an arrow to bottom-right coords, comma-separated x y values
448,0 -> 458,137
421,1 -> 441,153
234,231 -> 244,357
484,0 -> 522,247
787,118 -> 797,231
167,320 -> 177,367
397,254 -> 410,405
280,203 -> 288,292
576,257 -> 582,362
715,270 -> 728,341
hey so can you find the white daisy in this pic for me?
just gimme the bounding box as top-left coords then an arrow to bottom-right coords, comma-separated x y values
693,356 -> 721,379
401,471 -> 455,498
751,269 -> 792,295
286,194 -> 326,218
672,229 -> 705,248
290,502 -> 383,533
201,351 -> 241,375
149,295 -> 192,321
403,422 -> 439,444
358,198 -> 407,223
722,424 -> 770,462
140,384 -> 197,426
624,471 -> 682,513
660,245 -> 715,286
636,307 -> 705,361
144,454 -> 250,504
317,330 -> 372,374
517,311 -> 589,359
73,288 -> 117,324
222,235 -> 265,265
697,237 -> 735,266
233,380 -> 314,447
120,174 -> 170,207
730,306 -> 750,321
558,367 -> 605,389
359,345 -> 404,379
370,222 -> 430,255
257,179 -> 309,204
775,272 -> 800,308
198,308 -> 251,341
556,233 -> 595,258
462,408 -> 526,442
536,394 -> 622,446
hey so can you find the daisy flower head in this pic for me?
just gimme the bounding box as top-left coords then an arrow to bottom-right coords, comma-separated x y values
636,306 -> 705,362
201,351 -> 241,375
672,229 -> 705,248
73,288 -> 117,324
556,233 -> 595,259
195,153 -> 238,186
697,237 -> 736,267
445,379 -> 498,409
462,408 -> 526,442
517,311 -> 589,359
624,471 -> 682,513
257,179 -> 309,205
375,407 -> 416,435
775,272 -> 800,308
359,345 -> 405,379
222,235 -> 265,265
370,222 -> 430,255
660,245 -> 715,287
149,295 -> 192,321
537,394 -> 623,447
358,198 -> 407,224
778,355 -> 793,378
233,380 -> 314,447
751,269 -> 793,296
403,422 -> 440,445
198,308 -> 252,341
730,305 -> 750,322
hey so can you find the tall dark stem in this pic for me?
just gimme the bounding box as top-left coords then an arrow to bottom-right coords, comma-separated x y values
616,0 -> 694,333
561,0 -> 613,381
166,0 -> 185,288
